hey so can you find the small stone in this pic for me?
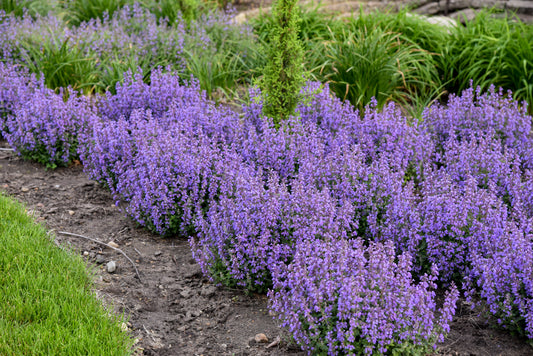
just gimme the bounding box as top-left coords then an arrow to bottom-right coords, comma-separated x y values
121,322 -> 128,332
83,251 -> 89,256
95,254 -> 105,264
220,344 -> 227,351
21,187 -> 29,192
36,203 -> 44,208
106,260 -> 117,273
177,325 -> 187,332
54,184 -> 60,188
154,251 -> 162,256
108,241 -> 119,249
254,333 -> 268,343
68,210 -> 75,216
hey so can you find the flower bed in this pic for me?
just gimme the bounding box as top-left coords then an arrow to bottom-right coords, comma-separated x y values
2,64 -> 533,352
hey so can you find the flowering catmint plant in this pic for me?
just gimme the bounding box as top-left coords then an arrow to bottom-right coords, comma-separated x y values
269,237 -> 459,355
465,217 -> 533,338
0,63 -> 36,123
0,63 -> 96,168
422,84 -> 533,169
96,68 -> 203,121
191,172 -> 354,292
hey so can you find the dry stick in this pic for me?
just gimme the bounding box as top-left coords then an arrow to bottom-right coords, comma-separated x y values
58,231 -> 142,283
0,148 -> 14,151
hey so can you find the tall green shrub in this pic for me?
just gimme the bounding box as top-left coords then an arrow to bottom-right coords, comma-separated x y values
260,0 -> 304,128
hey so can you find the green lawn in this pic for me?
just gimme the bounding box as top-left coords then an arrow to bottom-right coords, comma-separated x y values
0,193 -> 134,356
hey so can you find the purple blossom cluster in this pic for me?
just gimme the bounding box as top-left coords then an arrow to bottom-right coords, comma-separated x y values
0,63 -> 95,168
422,85 -> 533,169
269,238 -> 459,355
80,69 -> 242,234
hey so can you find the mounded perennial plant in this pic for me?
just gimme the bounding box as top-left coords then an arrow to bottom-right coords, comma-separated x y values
269,237 -> 459,355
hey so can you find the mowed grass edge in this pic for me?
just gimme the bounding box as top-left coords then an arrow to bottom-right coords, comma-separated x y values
0,193 -> 134,355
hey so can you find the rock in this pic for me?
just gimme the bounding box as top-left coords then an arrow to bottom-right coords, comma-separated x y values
107,241 -> 119,249
68,210 -> 75,216
254,333 -> 269,343
83,251 -> 89,256
154,251 -> 162,256
106,260 -> 117,273
95,254 -> 105,264
21,187 -> 29,192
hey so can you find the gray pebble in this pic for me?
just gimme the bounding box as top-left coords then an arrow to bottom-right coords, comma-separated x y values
107,260 -> 117,273
95,254 -> 105,264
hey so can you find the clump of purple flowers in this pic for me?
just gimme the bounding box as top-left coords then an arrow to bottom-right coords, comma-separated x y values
80,68 -> 243,234
269,237 -> 459,355
0,63 -> 95,168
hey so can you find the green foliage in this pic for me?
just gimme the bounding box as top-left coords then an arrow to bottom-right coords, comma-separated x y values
63,0 -> 130,26
182,12 -> 266,100
440,10 -> 533,113
17,141 -> 74,170
138,0 -> 212,25
0,193 -> 135,355
18,36 -> 99,94
259,0 -> 305,127
252,4 -> 340,49
316,26 -> 442,113
0,0 -> 56,18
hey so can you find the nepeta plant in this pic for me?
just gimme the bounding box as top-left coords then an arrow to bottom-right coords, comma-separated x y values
0,63 -> 95,168
269,238 -> 459,355
422,85 -> 533,170
465,219 -> 533,338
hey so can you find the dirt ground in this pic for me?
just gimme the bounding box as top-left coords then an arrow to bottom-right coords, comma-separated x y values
2,140 -> 533,356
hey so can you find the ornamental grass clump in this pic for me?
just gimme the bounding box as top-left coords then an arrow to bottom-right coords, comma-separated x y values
269,238 -> 459,355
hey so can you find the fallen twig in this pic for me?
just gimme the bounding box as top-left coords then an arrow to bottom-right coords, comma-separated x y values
266,336 -> 281,349
58,231 -> 142,283
142,324 -> 157,343
0,148 -> 14,151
